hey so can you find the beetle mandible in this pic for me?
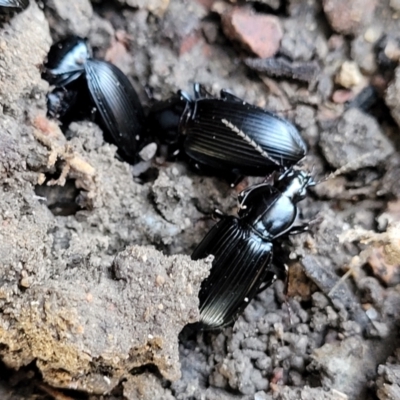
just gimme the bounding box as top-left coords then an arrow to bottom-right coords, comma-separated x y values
148,83 -> 307,178
191,168 -> 314,330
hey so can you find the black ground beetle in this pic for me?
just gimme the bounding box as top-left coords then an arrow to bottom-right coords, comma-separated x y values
43,36 -> 146,164
191,168 -> 314,330
148,84 -> 307,178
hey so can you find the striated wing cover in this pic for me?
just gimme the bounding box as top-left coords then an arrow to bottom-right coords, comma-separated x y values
184,99 -> 306,175
192,216 -> 273,329
84,59 -> 145,161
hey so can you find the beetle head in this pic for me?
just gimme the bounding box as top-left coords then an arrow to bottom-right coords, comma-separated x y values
43,36 -> 90,87
147,93 -> 191,147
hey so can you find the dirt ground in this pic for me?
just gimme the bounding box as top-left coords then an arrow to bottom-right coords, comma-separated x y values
1,0 -> 400,399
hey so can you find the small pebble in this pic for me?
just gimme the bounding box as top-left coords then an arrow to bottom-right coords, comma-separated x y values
156,275 -> 165,286
335,61 -> 363,88
364,27 -> 381,43
20,278 -> 30,288
323,0 -> 377,35
332,89 -> 354,103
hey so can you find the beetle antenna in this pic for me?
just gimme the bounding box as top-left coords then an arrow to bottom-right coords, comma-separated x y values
274,106 -> 295,117
282,264 -> 294,326
221,119 -> 281,166
262,172 -> 275,184
314,168 -> 341,185
328,268 -> 354,297
306,165 -> 316,186
316,174 -> 330,184
321,153 -> 373,183
308,165 -> 334,186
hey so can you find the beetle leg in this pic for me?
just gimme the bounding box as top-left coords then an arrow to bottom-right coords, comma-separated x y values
256,253 -> 287,295
288,222 -> 310,235
193,83 -> 213,99
280,264 -> 296,325
212,209 -> 226,220
289,213 -> 322,235
220,89 -> 244,103
256,270 -> 277,294
284,297 -> 294,325
229,172 -> 244,188
177,89 -> 192,103
193,83 -> 201,98
200,85 -> 213,97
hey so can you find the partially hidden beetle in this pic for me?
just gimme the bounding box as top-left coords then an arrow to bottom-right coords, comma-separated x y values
148,83 -> 307,178
191,168 -> 315,330
43,36 -> 146,164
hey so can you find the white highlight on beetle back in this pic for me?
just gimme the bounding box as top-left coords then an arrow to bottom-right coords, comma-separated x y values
221,119 -> 279,165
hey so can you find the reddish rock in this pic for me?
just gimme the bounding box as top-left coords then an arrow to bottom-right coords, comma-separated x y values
195,0 -> 217,10
105,31 -> 132,73
332,89 -> 354,104
323,0 -> 377,35
368,246 -> 400,286
221,7 -> 283,58
328,34 -> 346,51
287,262 -> 317,301
179,31 -> 202,55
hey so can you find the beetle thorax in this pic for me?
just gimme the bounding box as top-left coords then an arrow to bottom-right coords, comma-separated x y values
277,170 -> 313,203
282,176 -> 307,201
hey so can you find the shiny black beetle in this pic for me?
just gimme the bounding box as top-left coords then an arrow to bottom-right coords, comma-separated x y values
191,168 -> 314,330
43,36 -> 146,163
148,84 -> 307,177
